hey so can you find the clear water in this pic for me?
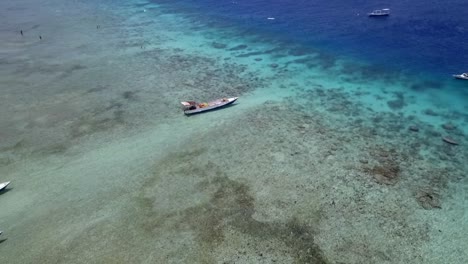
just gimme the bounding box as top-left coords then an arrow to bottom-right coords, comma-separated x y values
0,0 -> 467,263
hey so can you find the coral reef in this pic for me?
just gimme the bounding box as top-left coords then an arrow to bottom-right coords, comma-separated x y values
415,189 -> 441,210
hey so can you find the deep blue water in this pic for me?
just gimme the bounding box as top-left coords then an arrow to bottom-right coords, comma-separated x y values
154,0 -> 468,78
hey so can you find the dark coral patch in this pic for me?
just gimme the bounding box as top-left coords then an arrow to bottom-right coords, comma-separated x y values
387,99 -> 404,110
362,148 -> 403,185
387,92 -> 406,110
211,42 -> 227,49
366,162 -> 400,185
122,91 -> 138,101
415,189 -> 441,210
134,150 -> 330,263
229,44 -> 248,51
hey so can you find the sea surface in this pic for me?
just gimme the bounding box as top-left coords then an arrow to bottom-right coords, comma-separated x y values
0,0 -> 467,263
158,0 -> 468,76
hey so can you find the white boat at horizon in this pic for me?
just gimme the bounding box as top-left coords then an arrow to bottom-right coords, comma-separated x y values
368,8 -> 390,17
453,72 -> 468,80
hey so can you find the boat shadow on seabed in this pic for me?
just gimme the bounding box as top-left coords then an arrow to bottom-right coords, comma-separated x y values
0,188 -> 12,196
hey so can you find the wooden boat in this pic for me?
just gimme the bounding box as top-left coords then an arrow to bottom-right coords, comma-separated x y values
453,73 -> 468,80
368,9 -> 390,17
0,181 -> 10,191
181,97 -> 238,115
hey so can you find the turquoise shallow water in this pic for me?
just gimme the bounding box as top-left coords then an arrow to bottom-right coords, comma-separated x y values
0,0 -> 467,263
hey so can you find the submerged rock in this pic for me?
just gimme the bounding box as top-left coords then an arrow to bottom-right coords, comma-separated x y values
442,123 -> 456,130
229,44 -> 248,51
366,162 -> 400,185
442,137 -> 458,145
387,99 -> 405,110
211,42 -> 227,49
423,109 -> 439,116
416,190 -> 441,210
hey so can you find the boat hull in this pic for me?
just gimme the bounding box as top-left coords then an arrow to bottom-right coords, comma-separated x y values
0,181 -> 10,191
368,13 -> 389,17
453,75 -> 468,80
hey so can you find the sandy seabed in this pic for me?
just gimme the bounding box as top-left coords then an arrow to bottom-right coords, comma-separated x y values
1,0 -> 467,263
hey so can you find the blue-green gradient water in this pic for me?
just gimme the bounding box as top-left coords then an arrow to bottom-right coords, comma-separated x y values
1,0 -> 467,263
154,0 -> 468,77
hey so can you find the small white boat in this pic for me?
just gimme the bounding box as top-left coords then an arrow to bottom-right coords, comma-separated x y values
181,97 -> 238,115
453,72 -> 468,80
0,231 -> 3,236
368,9 -> 390,17
0,181 -> 10,191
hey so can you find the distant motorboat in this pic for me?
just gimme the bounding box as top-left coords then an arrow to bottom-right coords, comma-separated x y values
368,9 -> 390,17
0,181 -> 10,191
453,72 -> 468,80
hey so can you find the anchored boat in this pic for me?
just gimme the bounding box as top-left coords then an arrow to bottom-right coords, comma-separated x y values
181,97 -> 238,115
368,9 -> 390,17
453,72 -> 468,80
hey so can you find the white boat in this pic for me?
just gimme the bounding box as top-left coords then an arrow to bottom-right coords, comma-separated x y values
368,9 -> 390,17
181,97 -> 238,115
0,231 -> 2,236
0,181 -> 10,191
453,73 -> 468,80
